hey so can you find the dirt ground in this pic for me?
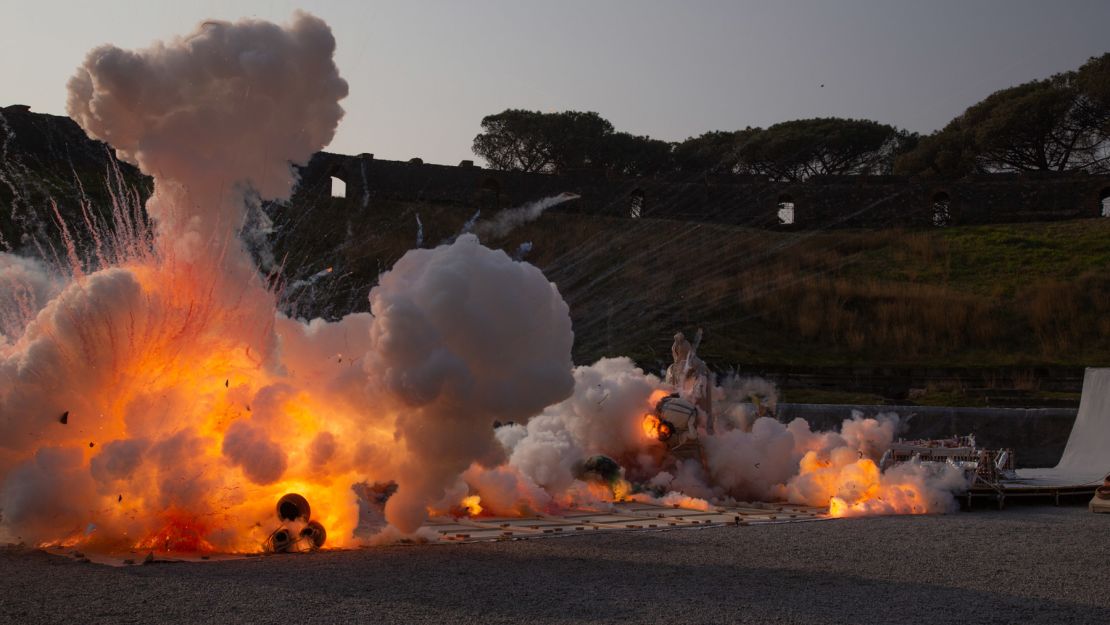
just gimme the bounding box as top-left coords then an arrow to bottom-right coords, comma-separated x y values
1,504 -> 1106,625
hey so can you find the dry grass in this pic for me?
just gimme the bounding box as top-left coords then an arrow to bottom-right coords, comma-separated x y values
271,200 -> 1110,368
734,269 -> 999,357
1020,272 -> 1110,358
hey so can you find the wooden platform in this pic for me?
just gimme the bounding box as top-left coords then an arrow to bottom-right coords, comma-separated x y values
966,480 -> 1101,508
966,368 -> 1110,510
422,501 -> 828,543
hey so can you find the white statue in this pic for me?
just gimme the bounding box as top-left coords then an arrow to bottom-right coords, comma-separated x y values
664,329 -> 714,433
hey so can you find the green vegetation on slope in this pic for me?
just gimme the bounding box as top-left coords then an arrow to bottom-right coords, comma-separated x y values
268,196 -> 1110,372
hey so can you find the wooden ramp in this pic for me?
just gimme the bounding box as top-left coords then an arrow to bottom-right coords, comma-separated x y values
970,368 -> 1110,507
423,501 -> 828,543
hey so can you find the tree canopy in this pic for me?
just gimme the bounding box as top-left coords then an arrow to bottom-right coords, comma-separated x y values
671,130 -> 754,175
474,112 -> 913,181
475,54 -> 1110,180
896,53 -> 1110,177
668,121 -> 913,181
600,131 -> 674,177
472,109 -> 672,175
735,118 -> 915,181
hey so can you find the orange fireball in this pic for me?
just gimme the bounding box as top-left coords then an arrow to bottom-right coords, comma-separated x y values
642,414 -> 674,442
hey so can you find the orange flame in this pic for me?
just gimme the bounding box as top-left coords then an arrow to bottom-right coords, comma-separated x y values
793,450 -> 940,517
11,253 -> 393,553
135,510 -> 217,553
641,413 -> 673,441
648,389 -> 670,405
584,477 -> 631,503
462,495 -> 483,516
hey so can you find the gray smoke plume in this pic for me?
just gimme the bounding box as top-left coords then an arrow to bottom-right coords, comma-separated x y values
473,192 -> 580,239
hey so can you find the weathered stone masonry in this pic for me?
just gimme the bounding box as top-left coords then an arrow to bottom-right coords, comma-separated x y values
299,151 -> 1110,229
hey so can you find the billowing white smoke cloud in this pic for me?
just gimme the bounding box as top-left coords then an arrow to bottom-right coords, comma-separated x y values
531,358 -> 659,461
714,375 -> 779,431
0,268 -> 152,460
701,418 -> 805,501
464,358 -> 660,505
0,13 -> 358,547
364,234 -> 574,532
0,12 -> 967,551
464,359 -> 665,510
468,358 -> 967,517
2,11 -> 580,545
66,12 -> 348,264
700,412 -> 899,502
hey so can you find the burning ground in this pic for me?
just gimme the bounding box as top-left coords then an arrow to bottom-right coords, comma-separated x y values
1,14 -> 967,555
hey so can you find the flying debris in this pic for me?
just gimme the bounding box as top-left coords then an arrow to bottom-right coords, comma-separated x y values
58,411 -> 68,425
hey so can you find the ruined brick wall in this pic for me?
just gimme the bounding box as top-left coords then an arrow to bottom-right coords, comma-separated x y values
296,151 -> 1110,229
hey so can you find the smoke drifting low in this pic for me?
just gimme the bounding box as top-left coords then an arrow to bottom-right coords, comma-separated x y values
0,14 -> 966,552
465,359 -> 966,518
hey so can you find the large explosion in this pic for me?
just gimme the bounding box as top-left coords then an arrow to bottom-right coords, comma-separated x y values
0,14 -> 967,554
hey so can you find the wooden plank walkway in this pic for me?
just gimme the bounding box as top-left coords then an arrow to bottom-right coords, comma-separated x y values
423,501 -> 828,543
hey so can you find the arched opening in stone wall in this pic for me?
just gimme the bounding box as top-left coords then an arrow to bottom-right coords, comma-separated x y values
478,177 -> 501,209
330,176 -> 347,199
776,194 -> 795,225
932,191 -> 951,227
629,189 -> 645,218
1100,188 -> 1110,217
481,177 -> 501,195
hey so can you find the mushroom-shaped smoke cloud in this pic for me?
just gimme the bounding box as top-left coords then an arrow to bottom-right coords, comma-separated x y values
66,12 -> 348,263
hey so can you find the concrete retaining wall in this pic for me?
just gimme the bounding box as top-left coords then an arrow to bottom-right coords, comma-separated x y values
776,403 -> 1078,468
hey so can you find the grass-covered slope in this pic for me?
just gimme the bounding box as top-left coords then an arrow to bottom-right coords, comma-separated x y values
269,196 -> 1110,374
4,106 -> 1107,381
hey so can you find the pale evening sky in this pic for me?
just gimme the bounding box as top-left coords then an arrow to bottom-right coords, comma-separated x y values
2,0 -> 1108,165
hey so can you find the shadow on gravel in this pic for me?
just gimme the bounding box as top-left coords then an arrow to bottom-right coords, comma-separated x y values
4,508 -> 1106,625
17,540 -> 1095,625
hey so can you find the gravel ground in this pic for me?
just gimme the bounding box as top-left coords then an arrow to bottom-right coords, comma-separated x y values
1,505 -> 1107,625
